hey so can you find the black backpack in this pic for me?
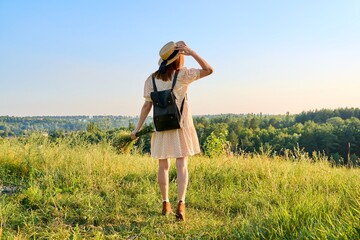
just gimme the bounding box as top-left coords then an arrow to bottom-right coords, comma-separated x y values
150,71 -> 185,131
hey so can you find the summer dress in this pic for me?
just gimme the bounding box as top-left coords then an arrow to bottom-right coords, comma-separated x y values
143,67 -> 201,159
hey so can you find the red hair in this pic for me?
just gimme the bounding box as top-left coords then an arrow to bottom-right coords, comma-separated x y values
153,55 -> 184,81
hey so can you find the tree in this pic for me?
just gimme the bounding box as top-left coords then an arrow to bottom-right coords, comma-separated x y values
228,130 -> 238,153
203,130 -> 228,158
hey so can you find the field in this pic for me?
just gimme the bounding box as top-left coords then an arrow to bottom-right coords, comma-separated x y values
0,136 -> 360,239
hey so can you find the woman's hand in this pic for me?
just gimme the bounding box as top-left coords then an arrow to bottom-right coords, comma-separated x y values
130,130 -> 138,140
176,40 -> 213,78
175,41 -> 194,56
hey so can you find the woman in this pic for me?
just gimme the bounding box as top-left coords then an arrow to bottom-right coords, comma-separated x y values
131,41 -> 213,221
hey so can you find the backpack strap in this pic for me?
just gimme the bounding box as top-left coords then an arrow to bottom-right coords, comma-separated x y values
151,75 -> 158,92
152,70 -> 179,92
171,71 -> 186,114
180,95 -> 185,114
171,70 -> 180,89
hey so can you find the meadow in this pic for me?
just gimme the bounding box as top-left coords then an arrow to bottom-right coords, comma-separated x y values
0,135 -> 359,239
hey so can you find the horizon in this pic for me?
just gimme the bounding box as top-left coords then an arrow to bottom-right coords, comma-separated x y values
1,1 -> 359,116
1,106 -> 359,118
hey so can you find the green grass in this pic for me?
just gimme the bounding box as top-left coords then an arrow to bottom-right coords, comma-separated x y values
0,136 -> 359,239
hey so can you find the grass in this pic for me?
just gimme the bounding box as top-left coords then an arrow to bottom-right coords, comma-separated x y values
0,135 -> 359,239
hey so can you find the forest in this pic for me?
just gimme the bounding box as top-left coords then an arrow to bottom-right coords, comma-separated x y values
1,107 -> 359,166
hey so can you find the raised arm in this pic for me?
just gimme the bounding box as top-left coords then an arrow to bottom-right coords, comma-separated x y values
175,41 -> 213,78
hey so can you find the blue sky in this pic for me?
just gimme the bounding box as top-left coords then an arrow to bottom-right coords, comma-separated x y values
1,0 -> 359,116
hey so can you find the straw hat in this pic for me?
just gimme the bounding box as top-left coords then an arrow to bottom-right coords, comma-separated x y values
158,41 -> 181,66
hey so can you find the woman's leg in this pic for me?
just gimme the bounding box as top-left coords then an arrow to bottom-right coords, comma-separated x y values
175,157 -> 188,221
158,158 -> 171,201
176,157 -> 188,202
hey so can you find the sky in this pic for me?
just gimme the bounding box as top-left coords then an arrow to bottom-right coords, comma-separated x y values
1,0 -> 359,117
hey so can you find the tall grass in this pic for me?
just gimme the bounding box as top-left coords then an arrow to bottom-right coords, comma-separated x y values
0,135 -> 359,239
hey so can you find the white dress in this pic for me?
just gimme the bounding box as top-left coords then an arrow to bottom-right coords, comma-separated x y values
143,67 -> 201,159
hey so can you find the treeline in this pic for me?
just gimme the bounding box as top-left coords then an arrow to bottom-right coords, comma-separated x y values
1,108 -> 359,166
295,108 -> 360,123
0,115 -> 143,137
194,109 -> 360,166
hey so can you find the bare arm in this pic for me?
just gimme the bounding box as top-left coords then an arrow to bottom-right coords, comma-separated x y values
175,41 -> 214,78
130,101 -> 152,140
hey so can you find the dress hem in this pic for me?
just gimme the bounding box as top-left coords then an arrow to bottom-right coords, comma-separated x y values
151,150 -> 201,159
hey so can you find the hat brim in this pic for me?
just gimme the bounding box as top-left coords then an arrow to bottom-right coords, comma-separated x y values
158,51 -> 181,66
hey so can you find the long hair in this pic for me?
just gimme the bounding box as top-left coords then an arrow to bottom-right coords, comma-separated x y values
153,55 -> 184,81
